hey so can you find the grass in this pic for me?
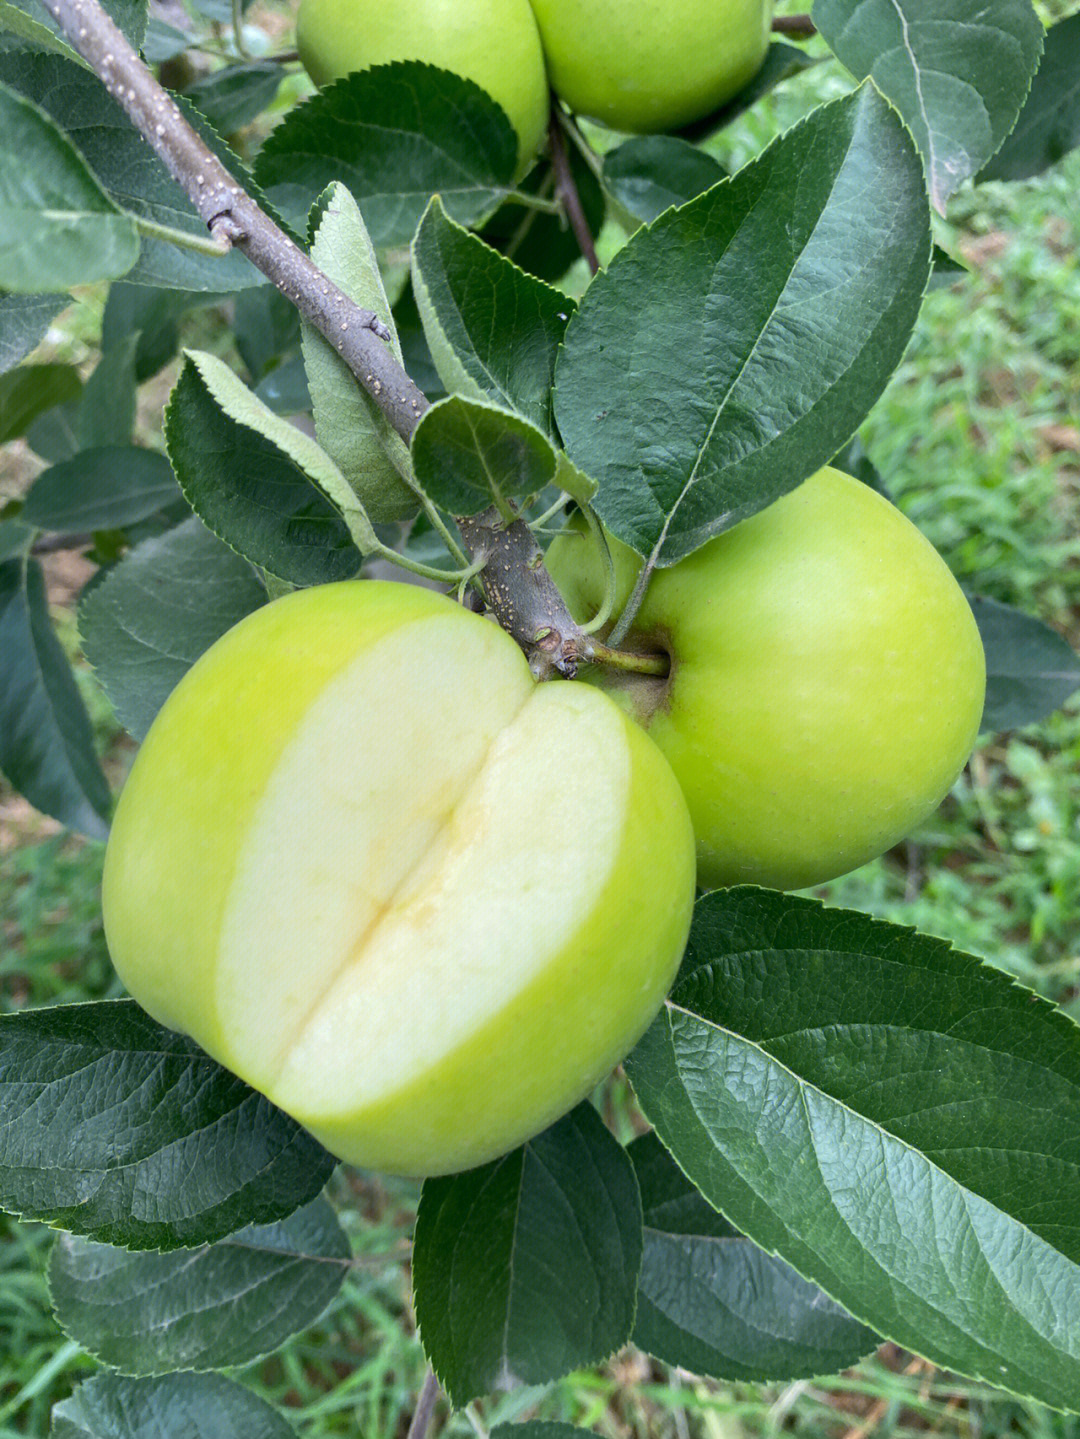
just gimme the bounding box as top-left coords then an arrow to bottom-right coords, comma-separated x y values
3,21 -> 1080,1439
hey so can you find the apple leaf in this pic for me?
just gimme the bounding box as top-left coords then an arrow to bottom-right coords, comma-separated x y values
0,363 -> 81,443
410,394 -> 557,517
978,12 -> 1080,182
0,1000 -> 336,1250
254,61 -> 517,248
164,351 -> 366,586
182,60 -> 284,135
0,50 -> 268,292
969,594 -> 1080,732
411,197 -> 575,437
51,1373 -> 299,1439
554,85 -> 930,565
603,136 -> 726,225
4,0 -> 145,55
300,183 -> 418,523
629,1132 -> 877,1381
0,293 -> 68,375
48,1197 -> 350,1374
413,1104 -> 642,1406
79,517 -> 267,740
23,447 -> 181,532
0,553 -> 111,838
812,0 -> 1044,212
624,888 -> 1080,1414
0,82 -> 139,293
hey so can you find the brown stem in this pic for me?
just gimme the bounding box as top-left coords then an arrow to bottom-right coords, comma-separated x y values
548,108 -> 599,276
456,508 -> 585,678
772,13 -> 816,37
406,1371 -> 441,1439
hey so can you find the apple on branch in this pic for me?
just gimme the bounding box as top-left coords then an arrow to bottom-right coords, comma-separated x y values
547,466 -> 987,891
528,0 -> 775,134
102,581 -> 696,1177
296,0 -> 550,174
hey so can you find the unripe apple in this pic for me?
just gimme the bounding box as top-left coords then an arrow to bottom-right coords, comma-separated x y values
102,581 -> 696,1177
528,0 -> 774,134
546,467 -> 986,891
295,0 -> 550,174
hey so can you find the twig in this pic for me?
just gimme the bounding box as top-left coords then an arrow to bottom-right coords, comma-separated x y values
772,13 -> 816,36
548,108 -> 599,275
40,0 -> 427,444
406,1370 -> 442,1439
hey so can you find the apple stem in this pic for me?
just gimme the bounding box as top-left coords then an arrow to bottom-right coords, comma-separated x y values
549,106 -> 600,275
406,1370 -> 442,1439
772,13 -> 816,37
583,640 -> 670,677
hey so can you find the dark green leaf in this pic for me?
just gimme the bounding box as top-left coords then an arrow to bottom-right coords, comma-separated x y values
0,51 -> 266,291
970,594 -> 1080,731
141,16 -> 191,62
6,0 -> 144,54
233,284 -> 302,381
604,136 -> 726,224
555,86 -> 930,563
630,1132 -> 877,1382
0,362 -> 80,442
979,12 -> 1080,182
413,1104 -> 643,1406
0,518 -> 32,562
254,356 -> 312,415
0,82 -> 137,291
164,354 -> 361,586
813,0 -> 1044,210
411,395 -> 556,516
0,1000 -> 336,1249
625,888 -> 1080,1413
49,1197 -> 349,1373
0,291 -> 67,374
412,198 -> 574,438
80,516 -> 267,740
52,1372 -> 299,1439
253,61 -> 517,247
24,447 -> 180,532
79,333 -> 139,449
183,60 -> 284,133
0,554 -> 111,837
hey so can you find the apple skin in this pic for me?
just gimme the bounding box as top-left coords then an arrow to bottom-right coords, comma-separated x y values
527,0 -> 774,134
101,580 -> 696,1177
546,467 -> 987,891
296,0 -> 550,174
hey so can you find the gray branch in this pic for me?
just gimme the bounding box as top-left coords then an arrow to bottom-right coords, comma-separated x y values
38,0 -> 636,677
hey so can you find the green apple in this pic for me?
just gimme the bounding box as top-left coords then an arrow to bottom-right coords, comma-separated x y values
528,0 -> 774,134
296,0 -> 550,174
102,580 -> 695,1177
546,467 -> 986,891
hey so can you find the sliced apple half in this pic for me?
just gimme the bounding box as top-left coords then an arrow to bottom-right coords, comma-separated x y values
103,580 -> 696,1176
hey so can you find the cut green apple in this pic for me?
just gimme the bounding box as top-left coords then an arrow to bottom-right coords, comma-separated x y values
102,580 -> 696,1176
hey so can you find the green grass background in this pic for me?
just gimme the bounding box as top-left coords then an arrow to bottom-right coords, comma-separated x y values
2,3 -> 1079,1434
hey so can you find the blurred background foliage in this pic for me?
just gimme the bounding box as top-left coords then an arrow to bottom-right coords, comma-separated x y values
1,0 -> 1078,1434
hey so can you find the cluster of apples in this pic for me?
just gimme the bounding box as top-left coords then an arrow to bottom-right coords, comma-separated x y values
103,0 -> 986,1185
294,0 -> 778,167
104,468 -> 985,1177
